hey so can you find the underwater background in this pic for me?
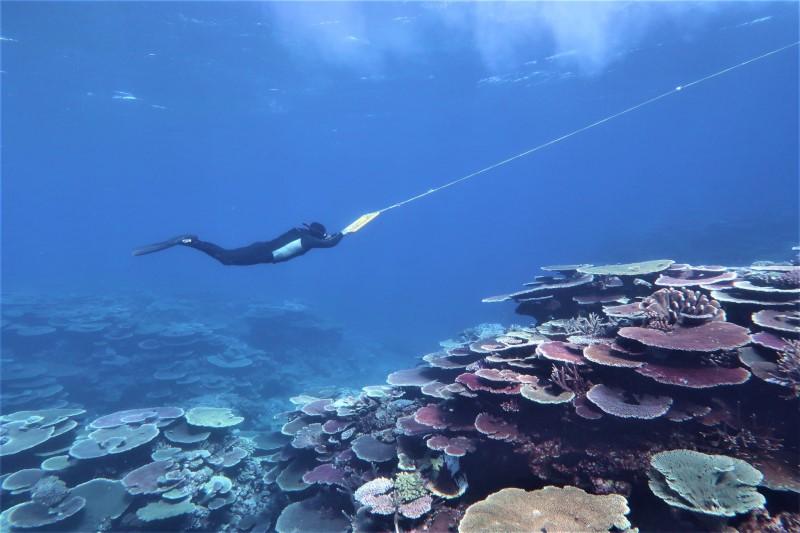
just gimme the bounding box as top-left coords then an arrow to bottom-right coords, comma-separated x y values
1,2 -> 799,532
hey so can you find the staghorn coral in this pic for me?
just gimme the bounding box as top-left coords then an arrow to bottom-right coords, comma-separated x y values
550,363 -> 590,397
564,313 -> 615,337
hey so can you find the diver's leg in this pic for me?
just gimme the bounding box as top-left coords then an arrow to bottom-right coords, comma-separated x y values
182,238 -> 240,265
134,235 -> 273,265
183,239 -> 273,266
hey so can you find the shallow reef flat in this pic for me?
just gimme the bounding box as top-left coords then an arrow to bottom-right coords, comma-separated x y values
1,256 -> 799,532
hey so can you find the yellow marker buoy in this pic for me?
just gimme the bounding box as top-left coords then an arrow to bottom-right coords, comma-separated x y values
342,211 -> 380,234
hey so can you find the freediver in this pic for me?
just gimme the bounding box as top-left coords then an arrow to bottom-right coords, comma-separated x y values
132,222 -> 344,265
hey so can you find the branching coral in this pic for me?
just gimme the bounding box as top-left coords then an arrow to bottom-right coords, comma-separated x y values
550,363 -> 590,397
700,414 -> 783,462
564,313 -> 615,337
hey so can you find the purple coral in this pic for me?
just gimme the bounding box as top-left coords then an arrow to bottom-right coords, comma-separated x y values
635,362 -> 751,389
121,460 -> 173,495
536,341 -> 586,364
300,399 -> 333,416
302,463 -> 347,487
399,495 -> 433,519
351,435 -> 395,463
395,415 -> 431,436
585,384 -> 673,419
355,477 -> 395,515
413,404 -> 452,430
426,435 -> 476,457
474,413 -> 518,441
618,322 -> 751,352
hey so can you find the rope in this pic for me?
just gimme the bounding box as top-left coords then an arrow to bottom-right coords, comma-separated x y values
376,41 -> 799,214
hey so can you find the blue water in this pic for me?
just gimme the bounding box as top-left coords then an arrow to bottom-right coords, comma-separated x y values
0,3 -> 798,530
3,2 -> 797,352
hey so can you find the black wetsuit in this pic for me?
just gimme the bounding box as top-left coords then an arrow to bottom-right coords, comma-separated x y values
184,228 -> 343,266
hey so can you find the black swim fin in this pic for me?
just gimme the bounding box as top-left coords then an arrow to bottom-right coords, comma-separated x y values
132,235 -> 196,256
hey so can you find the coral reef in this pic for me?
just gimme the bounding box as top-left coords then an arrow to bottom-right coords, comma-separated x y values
0,406 -> 286,531
253,257 -> 797,532
1,257 -> 798,531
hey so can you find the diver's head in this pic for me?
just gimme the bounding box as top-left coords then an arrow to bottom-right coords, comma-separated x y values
304,222 -> 327,238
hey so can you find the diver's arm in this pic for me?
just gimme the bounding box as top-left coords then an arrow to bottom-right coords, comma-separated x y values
304,232 -> 344,249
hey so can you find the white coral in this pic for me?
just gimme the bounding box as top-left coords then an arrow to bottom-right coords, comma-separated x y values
354,477 -> 394,504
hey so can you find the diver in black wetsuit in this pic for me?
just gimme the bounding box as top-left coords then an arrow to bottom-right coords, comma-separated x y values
133,222 -> 344,265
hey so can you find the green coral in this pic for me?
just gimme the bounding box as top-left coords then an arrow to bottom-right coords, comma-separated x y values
185,407 -> 243,429
136,499 -> 196,522
394,472 -> 427,503
648,449 -> 765,517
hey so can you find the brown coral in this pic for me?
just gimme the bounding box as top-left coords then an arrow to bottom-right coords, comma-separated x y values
458,485 -> 631,533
